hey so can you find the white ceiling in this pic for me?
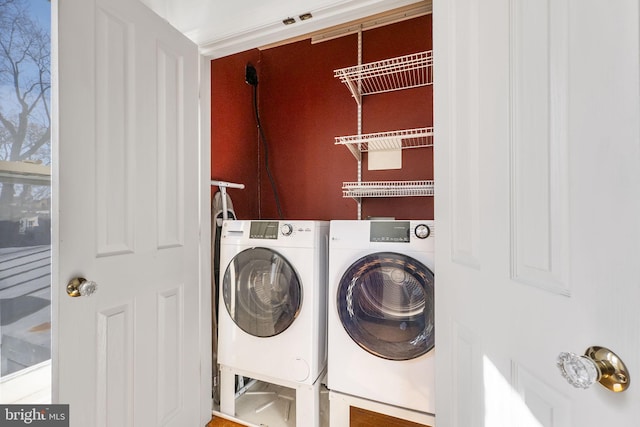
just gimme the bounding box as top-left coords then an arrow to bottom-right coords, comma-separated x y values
139,0 -> 425,58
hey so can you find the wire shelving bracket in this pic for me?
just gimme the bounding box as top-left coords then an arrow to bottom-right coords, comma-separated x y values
342,180 -> 435,202
335,127 -> 434,161
334,50 -> 434,105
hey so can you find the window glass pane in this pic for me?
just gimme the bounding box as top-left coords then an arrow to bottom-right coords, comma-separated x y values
0,0 -> 51,403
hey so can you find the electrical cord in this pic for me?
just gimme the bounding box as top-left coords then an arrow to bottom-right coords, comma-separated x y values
252,82 -> 284,219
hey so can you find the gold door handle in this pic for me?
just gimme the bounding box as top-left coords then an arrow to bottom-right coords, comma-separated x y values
557,346 -> 630,392
67,277 -> 98,298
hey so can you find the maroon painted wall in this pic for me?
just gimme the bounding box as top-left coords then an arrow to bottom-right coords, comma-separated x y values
211,15 -> 433,220
211,49 -> 261,218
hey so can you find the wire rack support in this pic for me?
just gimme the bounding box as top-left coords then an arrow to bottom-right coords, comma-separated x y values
356,28 -> 363,219
342,180 -> 435,201
334,50 -> 433,105
335,127 -> 434,161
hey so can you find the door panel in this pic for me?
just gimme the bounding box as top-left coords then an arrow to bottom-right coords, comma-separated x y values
434,0 -> 640,425
510,0 -> 570,295
94,6 -> 136,257
54,0 -> 203,425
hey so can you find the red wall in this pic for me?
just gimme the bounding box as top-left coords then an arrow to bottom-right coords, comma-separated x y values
210,49 -> 261,218
211,15 -> 433,220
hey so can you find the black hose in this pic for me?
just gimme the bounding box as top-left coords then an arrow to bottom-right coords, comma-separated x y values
252,83 -> 284,219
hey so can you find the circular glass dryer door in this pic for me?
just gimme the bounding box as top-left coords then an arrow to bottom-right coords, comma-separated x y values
222,247 -> 302,337
337,251 -> 434,360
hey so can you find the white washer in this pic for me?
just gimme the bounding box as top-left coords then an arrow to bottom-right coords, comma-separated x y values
328,220 -> 435,417
217,220 -> 329,426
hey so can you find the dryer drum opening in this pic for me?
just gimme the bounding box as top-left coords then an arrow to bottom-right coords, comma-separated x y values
337,252 -> 434,361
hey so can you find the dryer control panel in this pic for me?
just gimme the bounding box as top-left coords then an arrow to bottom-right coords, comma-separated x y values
370,221 -> 410,242
370,221 -> 432,242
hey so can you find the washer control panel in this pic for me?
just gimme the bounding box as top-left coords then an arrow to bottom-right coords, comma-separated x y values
248,221 -> 316,239
249,221 -> 279,239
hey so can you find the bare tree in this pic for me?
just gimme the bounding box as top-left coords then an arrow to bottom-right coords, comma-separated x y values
0,0 -> 50,219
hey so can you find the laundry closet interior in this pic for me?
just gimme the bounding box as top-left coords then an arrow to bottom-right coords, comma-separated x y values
210,6 -> 434,426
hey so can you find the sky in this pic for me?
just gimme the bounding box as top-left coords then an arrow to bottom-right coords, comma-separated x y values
0,0 -> 51,163
0,0 -> 51,108
31,0 -> 51,30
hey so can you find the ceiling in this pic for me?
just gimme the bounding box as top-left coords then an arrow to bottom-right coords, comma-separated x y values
139,0 -> 426,58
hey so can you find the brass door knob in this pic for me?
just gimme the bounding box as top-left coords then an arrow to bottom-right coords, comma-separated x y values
67,277 -> 98,297
557,346 -> 630,392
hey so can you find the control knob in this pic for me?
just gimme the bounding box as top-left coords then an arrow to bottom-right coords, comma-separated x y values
280,223 -> 293,236
415,224 -> 431,239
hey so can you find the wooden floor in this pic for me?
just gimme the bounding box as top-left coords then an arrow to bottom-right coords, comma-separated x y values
206,416 -> 245,427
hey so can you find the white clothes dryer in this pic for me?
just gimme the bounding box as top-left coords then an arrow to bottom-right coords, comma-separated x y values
327,220 -> 435,416
217,220 -> 329,426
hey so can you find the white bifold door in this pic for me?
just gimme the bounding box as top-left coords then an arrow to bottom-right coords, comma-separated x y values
434,0 -> 640,426
53,0 -> 208,426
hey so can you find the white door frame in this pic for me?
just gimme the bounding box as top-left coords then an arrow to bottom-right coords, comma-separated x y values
198,55 -> 213,424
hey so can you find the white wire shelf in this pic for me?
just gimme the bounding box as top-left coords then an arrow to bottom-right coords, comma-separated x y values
335,127 -> 434,160
334,50 -> 433,104
342,180 -> 434,199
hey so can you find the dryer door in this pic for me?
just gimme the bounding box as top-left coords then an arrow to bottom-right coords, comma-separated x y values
337,251 -> 434,360
222,247 -> 302,337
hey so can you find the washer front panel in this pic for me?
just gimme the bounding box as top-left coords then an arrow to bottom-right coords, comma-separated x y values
337,251 -> 434,360
223,247 -> 302,337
